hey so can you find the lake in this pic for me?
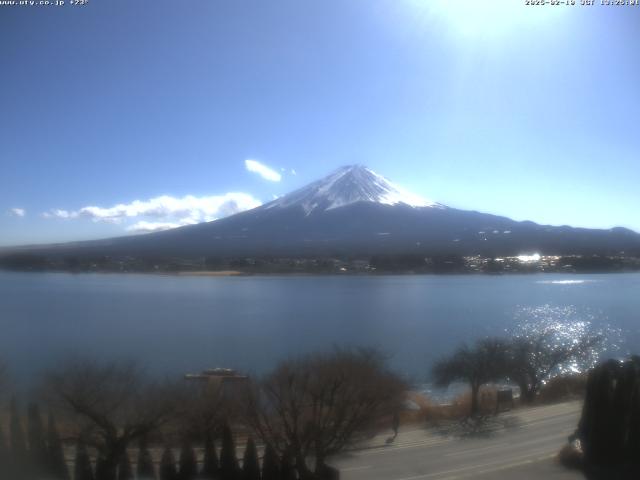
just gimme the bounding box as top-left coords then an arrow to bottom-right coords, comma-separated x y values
1,271 -> 638,385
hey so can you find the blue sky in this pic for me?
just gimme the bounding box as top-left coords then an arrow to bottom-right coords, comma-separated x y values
1,0 -> 639,246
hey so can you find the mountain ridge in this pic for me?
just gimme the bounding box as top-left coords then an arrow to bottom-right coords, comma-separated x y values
2,165 -> 640,263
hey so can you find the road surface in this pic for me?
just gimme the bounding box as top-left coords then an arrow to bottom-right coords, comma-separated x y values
333,401 -> 585,480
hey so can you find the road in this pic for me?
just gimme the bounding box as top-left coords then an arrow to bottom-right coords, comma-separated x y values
333,401 -> 585,480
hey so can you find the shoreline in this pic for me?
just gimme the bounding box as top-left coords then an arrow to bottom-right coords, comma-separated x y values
2,268 -> 640,277
174,270 -> 245,276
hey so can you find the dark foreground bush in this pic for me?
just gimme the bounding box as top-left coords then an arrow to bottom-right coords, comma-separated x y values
569,357 -> 640,478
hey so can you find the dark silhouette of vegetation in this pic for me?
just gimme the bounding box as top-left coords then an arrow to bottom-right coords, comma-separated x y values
260,444 -> 279,480
560,255 -> 624,272
74,438 -> 95,480
370,254 -> 429,272
316,463 -> 340,480
243,348 -> 406,478
369,254 -> 469,273
48,413 -> 70,479
219,424 -> 240,480
241,437 -> 260,480
429,255 -> 468,273
96,454 -> 111,480
572,357 -> 640,478
137,438 -> 156,480
160,447 -> 179,480
0,421 -> 11,479
179,441 -> 198,480
204,256 -> 225,270
0,360 -> 7,394
27,403 -> 48,475
279,450 -> 296,480
0,253 -> 48,271
10,398 -> 27,454
433,338 -> 510,417
117,451 -> 134,480
178,378 -> 230,444
199,436 -> 219,479
10,397 -> 28,477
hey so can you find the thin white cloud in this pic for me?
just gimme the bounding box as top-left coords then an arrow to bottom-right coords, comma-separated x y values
245,159 -> 282,182
43,192 -> 262,233
42,209 -> 78,219
126,221 -> 185,233
9,208 -> 26,217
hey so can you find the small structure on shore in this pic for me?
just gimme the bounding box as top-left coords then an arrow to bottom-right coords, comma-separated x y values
185,368 -> 250,398
495,388 -> 514,413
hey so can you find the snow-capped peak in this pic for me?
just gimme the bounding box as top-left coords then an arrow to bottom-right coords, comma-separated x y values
264,165 -> 444,215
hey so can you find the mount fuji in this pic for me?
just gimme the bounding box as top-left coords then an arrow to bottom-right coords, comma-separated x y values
5,165 -> 640,261
263,165 -> 443,214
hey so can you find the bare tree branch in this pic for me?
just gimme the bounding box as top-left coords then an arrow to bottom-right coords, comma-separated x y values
42,358 -> 180,480
242,348 -> 406,478
432,338 -> 510,417
508,323 -> 604,403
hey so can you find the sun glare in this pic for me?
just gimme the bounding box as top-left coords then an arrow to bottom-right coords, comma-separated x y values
406,0 -> 564,38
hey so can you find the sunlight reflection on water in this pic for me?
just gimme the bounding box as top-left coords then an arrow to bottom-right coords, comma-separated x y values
423,303 -> 623,403
508,304 -> 622,376
535,279 -> 597,285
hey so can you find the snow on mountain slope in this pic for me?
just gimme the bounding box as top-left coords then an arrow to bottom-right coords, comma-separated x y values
263,165 -> 444,215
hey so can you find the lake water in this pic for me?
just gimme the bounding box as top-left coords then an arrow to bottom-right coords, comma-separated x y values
1,272 -> 638,385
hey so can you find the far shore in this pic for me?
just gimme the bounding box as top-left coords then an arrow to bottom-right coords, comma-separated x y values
174,270 -> 246,277
3,267 -> 640,277
3,252 -> 640,276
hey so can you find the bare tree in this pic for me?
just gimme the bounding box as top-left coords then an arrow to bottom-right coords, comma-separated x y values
43,359 -> 180,480
432,338 -> 510,417
507,324 -> 603,403
177,378 -> 231,443
243,348 -> 406,479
